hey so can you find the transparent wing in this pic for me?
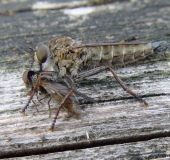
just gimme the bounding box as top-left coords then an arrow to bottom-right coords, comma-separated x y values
40,80 -> 78,104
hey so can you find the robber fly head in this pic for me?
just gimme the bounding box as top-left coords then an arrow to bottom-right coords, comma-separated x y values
34,44 -> 49,65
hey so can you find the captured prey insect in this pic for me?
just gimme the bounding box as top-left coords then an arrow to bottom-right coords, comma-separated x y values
33,36 -> 164,107
22,70 -> 95,130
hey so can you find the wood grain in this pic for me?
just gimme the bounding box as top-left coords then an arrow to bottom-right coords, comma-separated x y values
0,0 -> 170,159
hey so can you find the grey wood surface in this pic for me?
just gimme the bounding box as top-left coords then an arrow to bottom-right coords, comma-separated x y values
0,0 -> 170,159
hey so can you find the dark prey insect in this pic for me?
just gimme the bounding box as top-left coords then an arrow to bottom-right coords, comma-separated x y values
22,70 -> 95,130
33,37 -> 164,107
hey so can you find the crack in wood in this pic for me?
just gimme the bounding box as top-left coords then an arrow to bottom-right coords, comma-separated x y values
91,93 -> 170,104
1,130 -> 170,159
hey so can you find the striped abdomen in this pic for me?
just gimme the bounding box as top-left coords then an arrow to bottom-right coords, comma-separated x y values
84,43 -> 153,67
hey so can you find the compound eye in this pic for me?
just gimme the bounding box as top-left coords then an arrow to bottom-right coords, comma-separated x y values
22,71 -> 30,85
34,44 -> 49,64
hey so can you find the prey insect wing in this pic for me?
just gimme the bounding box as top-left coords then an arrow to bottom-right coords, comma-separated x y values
40,79 -> 95,103
40,79 -> 79,104
22,70 -> 94,130
39,80 -> 80,130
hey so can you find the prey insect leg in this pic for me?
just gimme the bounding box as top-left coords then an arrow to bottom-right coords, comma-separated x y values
47,98 -> 52,117
38,94 -> 52,117
32,92 -> 44,112
22,72 -> 51,114
21,74 -> 42,114
50,88 -> 75,131
21,91 -> 37,115
32,99 -> 39,112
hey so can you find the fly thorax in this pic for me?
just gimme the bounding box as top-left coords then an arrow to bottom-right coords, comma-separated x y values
80,49 -> 88,66
56,49 -> 67,59
74,59 -> 83,66
83,47 -> 91,61
58,67 -> 67,77
66,51 -> 74,60
65,60 -> 73,68
58,60 -> 73,69
54,57 -> 59,64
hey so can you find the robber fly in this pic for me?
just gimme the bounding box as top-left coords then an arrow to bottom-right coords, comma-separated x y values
32,36 -> 165,108
22,70 -> 95,130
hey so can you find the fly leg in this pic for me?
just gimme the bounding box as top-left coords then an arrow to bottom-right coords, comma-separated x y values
21,72 -> 53,115
32,100 -> 39,112
38,94 -> 52,117
47,97 -> 52,117
50,88 -> 75,131
108,67 -> 148,107
76,66 -> 148,107
21,73 -> 43,115
63,75 -> 76,89
66,75 -> 95,102
34,92 -> 43,112
76,66 -> 107,80
25,89 -> 40,112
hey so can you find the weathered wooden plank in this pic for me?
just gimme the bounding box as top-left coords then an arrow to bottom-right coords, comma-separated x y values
6,137 -> 170,160
0,0 -> 120,14
0,0 -> 170,159
0,95 -> 170,157
1,59 -> 170,158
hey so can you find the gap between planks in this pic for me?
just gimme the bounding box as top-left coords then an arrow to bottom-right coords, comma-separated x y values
0,129 -> 170,158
